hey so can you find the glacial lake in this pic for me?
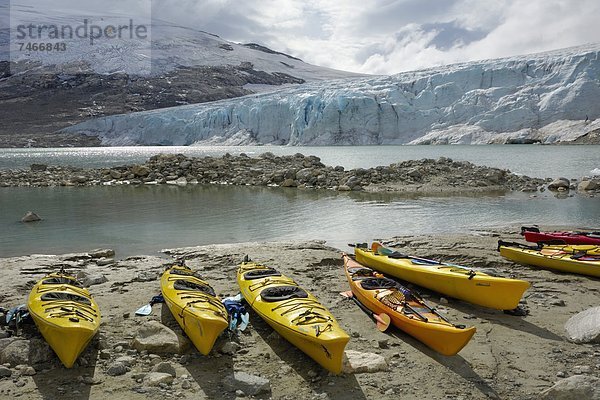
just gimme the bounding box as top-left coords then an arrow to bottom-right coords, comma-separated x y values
1,184 -> 599,258
1,145 -> 599,257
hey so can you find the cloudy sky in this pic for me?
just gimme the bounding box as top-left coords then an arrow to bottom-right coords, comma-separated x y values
150,0 -> 599,75
4,0 -> 599,75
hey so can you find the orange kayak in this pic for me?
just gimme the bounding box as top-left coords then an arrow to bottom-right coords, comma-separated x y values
343,253 -> 475,356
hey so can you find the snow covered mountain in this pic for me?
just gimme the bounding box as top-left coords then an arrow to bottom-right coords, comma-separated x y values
64,44 -> 600,146
0,3 -> 356,146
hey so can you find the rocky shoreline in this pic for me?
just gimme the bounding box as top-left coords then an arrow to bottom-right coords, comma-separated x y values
1,232 -> 599,399
1,152 -> 598,195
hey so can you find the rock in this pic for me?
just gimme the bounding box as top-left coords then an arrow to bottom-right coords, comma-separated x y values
88,248 -> 115,258
337,185 -> 351,191
30,163 -> 47,172
21,211 -> 42,223
109,170 -> 122,179
296,168 -> 313,182
407,168 -> 422,179
77,271 -> 108,286
222,371 -> 271,396
132,165 -> 150,177
565,306 -> 600,343
549,299 -> 566,307
548,177 -> 570,191
0,339 -> 53,366
578,180 -> 599,191
136,271 -> 159,282
114,355 -> 136,367
96,257 -> 115,266
99,350 -> 111,360
176,177 -> 188,186
72,175 -> 88,184
131,321 -> 189,354
377,339 -> 389,349
342,350 -> 389,374
219,341 -> 240,355
281,178 -> 297,187
151,362 -> 176,377
539,375 -> 600,399
106,362 -> 128,376
572,365 -> 592,375
181,380 -> 192,389
145,372 -> 174,386
17,365 -> 36,376
0,365 -> 12,378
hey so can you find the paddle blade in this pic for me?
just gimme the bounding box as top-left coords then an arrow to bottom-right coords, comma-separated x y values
374,313 -> 391,332
135,304 -> 152,316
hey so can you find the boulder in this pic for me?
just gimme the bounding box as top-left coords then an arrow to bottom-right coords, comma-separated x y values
219,341 -> 240,355
407,168 -> 422,179
565,306 -> 600,343
17,365 -> 36,376
95,257 -> 115,266
0,339 -> 53,366
281,179 -> 297,187
114,355 -> 136,367
296,168 -> 314,182
175,177 -> 188,186
578,180 -> 599,191
106,361 -> 128,376
131,321 -> 189,354
109,170 -> 122,179
72,175 -> 88,184
89,249 -> 115,258
21,211 -> 42,223
0,365 -> 12,378
144,372 -> 174,386
151,361 -> 176,377
539,375 -> 600,399
77,271 -> 108,287
132,165 -> 150,177
342,350 -> 388,374
548,177 -> 570,191
222,371 -> 271,396
136,271 -> 159,282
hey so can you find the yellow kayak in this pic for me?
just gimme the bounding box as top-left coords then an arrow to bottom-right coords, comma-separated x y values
355,243 -> 530,310
161,265 -> 229,355
498,241 -> 600,277
343,254 -> 475,356
237,259 -> 349,374
27,272 -> 100,368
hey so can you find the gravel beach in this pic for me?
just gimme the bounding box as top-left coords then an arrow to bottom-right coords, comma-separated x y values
1,229 -> 599,399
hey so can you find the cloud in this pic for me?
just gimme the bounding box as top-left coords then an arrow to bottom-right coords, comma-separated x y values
5,0 -> 600,74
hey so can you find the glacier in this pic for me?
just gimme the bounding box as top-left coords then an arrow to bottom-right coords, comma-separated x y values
63,44 -> 600,145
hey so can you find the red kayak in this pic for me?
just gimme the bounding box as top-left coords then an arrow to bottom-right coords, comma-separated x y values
521,226 -> 600,245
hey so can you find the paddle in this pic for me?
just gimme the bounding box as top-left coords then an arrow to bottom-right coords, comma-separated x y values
371,242 -> 446,266
340,291 -> 390,332
135,294 -> 164,316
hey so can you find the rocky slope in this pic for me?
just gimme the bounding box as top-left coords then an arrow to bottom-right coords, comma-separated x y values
64,44 -> 600,146
0,232 -> 599,399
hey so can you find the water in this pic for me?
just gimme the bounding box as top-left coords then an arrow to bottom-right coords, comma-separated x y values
1,185 -> 599,258
1,145 -> 600,178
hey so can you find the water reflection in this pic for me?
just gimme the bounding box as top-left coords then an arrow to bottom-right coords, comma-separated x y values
1,185 -> 598,257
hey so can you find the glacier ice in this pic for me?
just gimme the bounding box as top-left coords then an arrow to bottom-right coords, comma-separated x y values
63,44 -> 600,145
